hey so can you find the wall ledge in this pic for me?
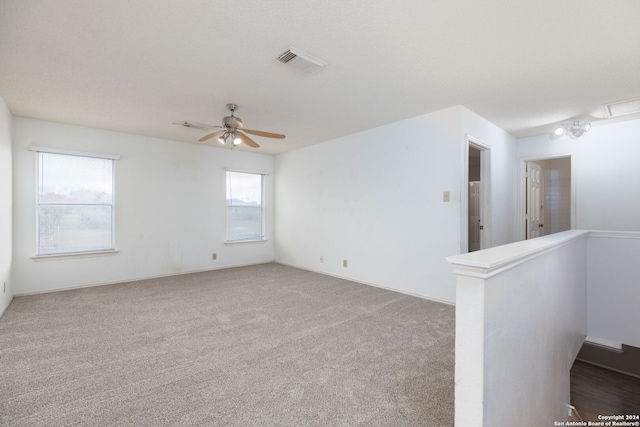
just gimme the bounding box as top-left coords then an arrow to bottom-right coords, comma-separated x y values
446,230 -> 590,279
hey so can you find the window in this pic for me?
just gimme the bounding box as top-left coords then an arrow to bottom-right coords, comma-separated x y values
226,170 -> 265,242
36,150 -> 115,255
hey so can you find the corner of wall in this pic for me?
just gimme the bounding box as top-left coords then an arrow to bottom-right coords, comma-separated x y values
0,95 -> 13,318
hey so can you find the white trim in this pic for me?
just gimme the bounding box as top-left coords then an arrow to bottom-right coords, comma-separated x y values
588,230 -> 640,240
224,167 -> 269,175
224,239 -> 268,245
31,249 -> 119,261
28,145 -> 120,160
14,261 -> 275,296
0,295 -> 13,320
275,261 -> 455,306
585,336 -> 623,351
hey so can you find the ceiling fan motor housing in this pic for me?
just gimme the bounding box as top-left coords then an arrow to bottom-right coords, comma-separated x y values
223,115 -> 243,128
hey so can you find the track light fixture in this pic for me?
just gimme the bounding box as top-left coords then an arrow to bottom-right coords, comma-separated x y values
553,120 -> 591,138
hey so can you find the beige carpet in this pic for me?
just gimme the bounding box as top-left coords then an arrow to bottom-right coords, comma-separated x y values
0,263 -> 454,426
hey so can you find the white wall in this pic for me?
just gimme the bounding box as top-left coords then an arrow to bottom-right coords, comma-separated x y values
518,119 -> 640,232
448,230 -> 588,427
518,119 -> 640,350
0,96 -> 12,315
587,231 -> 640,348
275,106 -> 517,303
12,118 -> 275,294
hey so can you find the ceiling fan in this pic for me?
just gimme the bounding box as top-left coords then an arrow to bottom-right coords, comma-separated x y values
175,104 -> 285,148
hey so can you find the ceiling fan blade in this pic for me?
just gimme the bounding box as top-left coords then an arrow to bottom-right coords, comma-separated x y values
238,132 -> 260,148
198,130 -> 226,142
242,129 -> 286,139
173,121 -> 221,131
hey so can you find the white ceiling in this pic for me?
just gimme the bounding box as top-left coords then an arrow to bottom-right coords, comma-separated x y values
1,0 -> 640,155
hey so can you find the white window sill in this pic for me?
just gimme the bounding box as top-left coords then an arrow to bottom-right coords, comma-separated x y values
31,249 -> 119,262
224,239 -> 268,245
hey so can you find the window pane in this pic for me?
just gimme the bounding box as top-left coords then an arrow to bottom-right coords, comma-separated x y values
40,153 -> 113,204
38,205 -> 113,254
226,171 -> 262,206
226,206 -> 263,241
225,171 -> 264,242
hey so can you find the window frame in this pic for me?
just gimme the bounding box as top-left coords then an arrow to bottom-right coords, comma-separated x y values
29,146 -> 119,259
224,169 -> 267,244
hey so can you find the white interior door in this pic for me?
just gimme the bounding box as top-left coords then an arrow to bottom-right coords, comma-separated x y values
527,162 -> 544,239
469,181 -> 481,251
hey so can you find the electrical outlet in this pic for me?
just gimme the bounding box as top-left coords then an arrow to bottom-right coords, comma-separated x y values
443,191 -> 450,202
343,259 -> 348,268
212,253 -> 217,260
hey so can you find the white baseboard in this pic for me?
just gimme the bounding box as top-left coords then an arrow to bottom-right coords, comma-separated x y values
585,335 -> 623,351
0,295 -> 14,319
274,261 -> 455,306
14,260 -> 276,296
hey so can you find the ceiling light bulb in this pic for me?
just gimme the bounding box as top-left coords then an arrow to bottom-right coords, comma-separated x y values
218,132 -> 229,144
233,135 -> 242,145
583,122 -> 591,132
553,126 -> 565,136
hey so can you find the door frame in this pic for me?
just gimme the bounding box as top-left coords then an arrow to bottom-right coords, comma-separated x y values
518,154 -> 575,241
461,135 -> 491,253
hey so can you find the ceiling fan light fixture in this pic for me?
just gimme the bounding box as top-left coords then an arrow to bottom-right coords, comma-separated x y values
182,104 -> 286,148
218,132 -> 229,144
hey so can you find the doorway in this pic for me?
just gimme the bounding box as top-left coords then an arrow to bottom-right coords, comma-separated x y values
463,136 -> 491,253
523,156 -> 572,239
468,147 -> 482,251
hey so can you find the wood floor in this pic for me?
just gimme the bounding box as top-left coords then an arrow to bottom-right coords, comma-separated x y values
571,360 -> 640,421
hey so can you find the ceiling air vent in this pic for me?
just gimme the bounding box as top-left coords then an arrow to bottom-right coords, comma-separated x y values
602,97 -> 640,118
275,47 -> 327,75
